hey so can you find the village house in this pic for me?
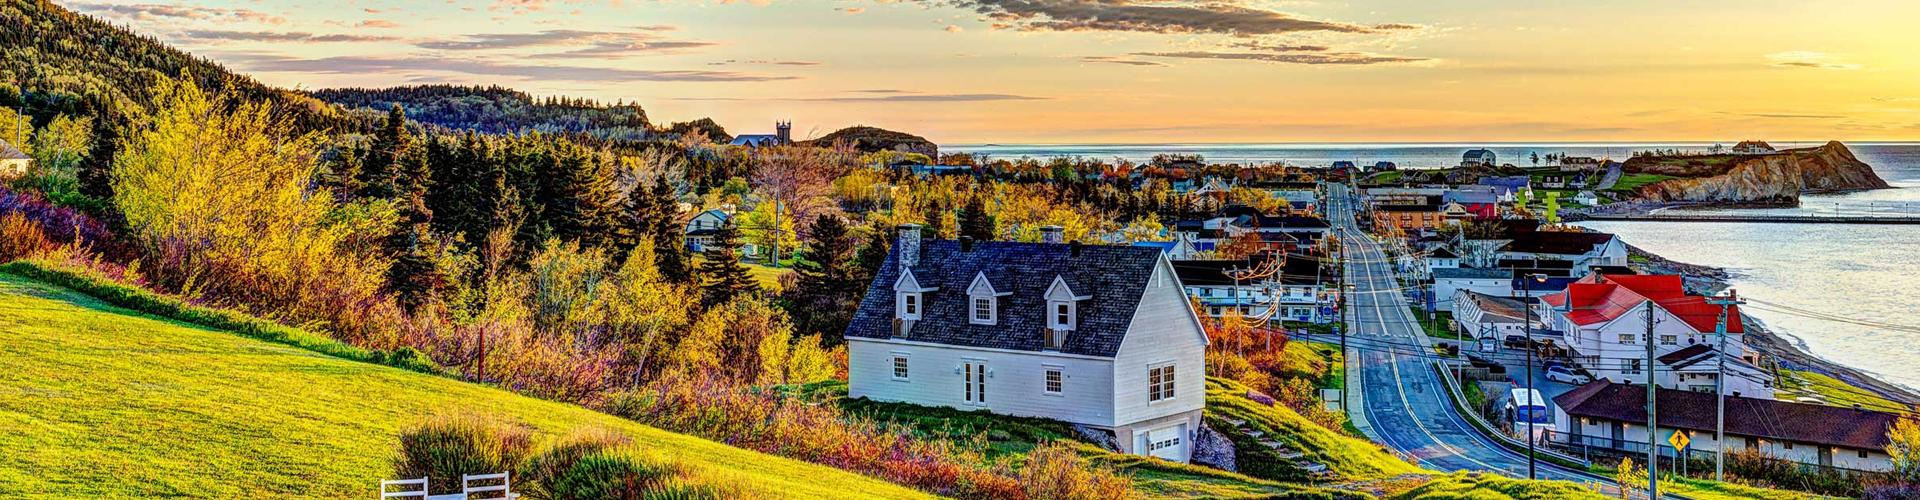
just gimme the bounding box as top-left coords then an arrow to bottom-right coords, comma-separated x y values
1475,176 -> 1532,202
1537,274 -> 1774,398
1557,156 -> 1601,172
1452,290 -> 1535,342
684,208 -> 760,258
730,121 -> 793,147
1730,140 -> 1776,155
1461,148 -> 1498,167
1175,254 -> 1331,322
0,139 -> 28,179
1431,268 -> 1511,313
1552,381 -> 1897,473
844,225 -> 1208,462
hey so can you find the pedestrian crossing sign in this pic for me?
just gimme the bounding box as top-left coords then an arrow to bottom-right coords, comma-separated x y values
1669,430 -> 1690,451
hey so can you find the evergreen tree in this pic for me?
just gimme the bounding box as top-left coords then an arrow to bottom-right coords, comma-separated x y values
855,227 -> 890,281
326,143 -> 366,199
922,198 -> 948,238
79,103 -> 119,203
699,219 -> 759,308
613,179 -> 657,263
358,104 -> 410,199
786,214 -> 862,343
540,141 -> 619,249
957,195 -> 994,241
648,176 -> 692,282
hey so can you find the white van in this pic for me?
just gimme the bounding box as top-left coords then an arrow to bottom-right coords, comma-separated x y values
1506,388 -> 1552,441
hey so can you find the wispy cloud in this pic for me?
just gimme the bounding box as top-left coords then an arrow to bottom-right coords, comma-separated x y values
1228,41 -> 1332,52
1765,51 -> 1860,70
178,30 -> 400,43
707,59 -> 822,67
941,0 -> 1419,36
838,7 -> 866,15
67,1 -> 286,24
675,92 -> 1046,102
1724,111 -> 1845,120
417,28 -> 715,59
1133,50 -> 1426,65
221,53 -> 796,83
357,19 -> 401,29
1080,56 -> 1167,67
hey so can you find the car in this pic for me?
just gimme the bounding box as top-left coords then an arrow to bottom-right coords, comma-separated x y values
1503,335 -> 1534,349
1545,365 -> 1592,385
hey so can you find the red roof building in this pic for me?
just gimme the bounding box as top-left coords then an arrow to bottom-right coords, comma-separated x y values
1540,274 -> 1742,334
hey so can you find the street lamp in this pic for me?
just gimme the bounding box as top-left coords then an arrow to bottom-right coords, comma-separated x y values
1519,272 -> 1548,480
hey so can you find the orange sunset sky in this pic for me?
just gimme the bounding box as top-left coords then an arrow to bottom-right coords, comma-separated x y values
62,0 -> 1920,144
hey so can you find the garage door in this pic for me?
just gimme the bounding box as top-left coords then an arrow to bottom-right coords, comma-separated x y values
1141,423 -> 1187,461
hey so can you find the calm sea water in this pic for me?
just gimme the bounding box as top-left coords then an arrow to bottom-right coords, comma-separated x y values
950,142 -> 1920,390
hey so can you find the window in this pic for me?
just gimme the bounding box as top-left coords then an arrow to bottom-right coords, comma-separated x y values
891,355 -> 909,380
1050,301 -> 1075,330
1044,367 -> 1063,394
1626,359 -> 1642,374
1149,364 -> 1177,402
1783,442 -> 1794,450
1660,334 -> 1678,345
971,297 -> 995,325
963,361 -> 987,405
897,292 -> 922,320
1618,333 -> 1637,344
1146,433 -> 1181,452
1860,450 -> 1870,458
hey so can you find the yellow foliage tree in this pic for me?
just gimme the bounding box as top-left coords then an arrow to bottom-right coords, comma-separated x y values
1890,415 -> 1920,483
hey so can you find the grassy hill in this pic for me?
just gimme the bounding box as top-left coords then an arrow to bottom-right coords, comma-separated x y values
1205,378 -> 1425,483
0,272 -> 928,499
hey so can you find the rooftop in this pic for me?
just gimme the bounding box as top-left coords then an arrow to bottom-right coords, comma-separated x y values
1539,274 -> 1742,333
0,139 -> 26,160
1555,381 -> 1896,450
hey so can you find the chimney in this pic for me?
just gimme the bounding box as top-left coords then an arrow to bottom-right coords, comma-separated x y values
959,235 -> 975,252
1070,241 -> 1083,257
1040,225 -> 1064,244
897,224 -> 922,268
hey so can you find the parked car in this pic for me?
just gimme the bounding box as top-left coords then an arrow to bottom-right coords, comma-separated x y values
1503,335 -> 1534,349
1545,365 -> 1592,384
1466,354 -> 1507,375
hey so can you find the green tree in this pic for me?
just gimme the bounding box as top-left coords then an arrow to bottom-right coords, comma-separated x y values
698,219 -> 759,308
785,214 -> 862,343
540,141 -> 619,249
647,176 -> 691,283
359,104 -> 411,199
958,194 -> 994,241
1890,415 -> 1920,483
612,179 -> 658,263
80,103 -> 120,203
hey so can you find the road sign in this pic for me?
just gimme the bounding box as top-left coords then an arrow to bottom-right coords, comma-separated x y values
1669,430 -> 1691,451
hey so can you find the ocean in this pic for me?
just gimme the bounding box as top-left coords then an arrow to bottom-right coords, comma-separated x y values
950,142 -> 1920,390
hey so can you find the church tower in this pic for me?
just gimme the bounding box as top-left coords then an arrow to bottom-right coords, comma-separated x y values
775,121 -> 792,144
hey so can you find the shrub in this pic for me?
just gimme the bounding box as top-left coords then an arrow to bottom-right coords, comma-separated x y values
1018,443 -> 1137,500
0,212 -> 53,263
393,414 -> 535,494
520,428 -> 634,500
549,451 -> 682,500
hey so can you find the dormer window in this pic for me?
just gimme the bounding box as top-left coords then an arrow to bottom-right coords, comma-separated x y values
1050,301 -> 1075,330
966,272 -> 1009,326
894,269 -> 937,321
1044,276 -> 1090,334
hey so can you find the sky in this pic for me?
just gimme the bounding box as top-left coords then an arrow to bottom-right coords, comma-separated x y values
59,0 -> 1920,145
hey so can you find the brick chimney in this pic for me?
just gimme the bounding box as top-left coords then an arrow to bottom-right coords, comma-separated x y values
1040,225 -> 1064,244
897,223 -> 922,268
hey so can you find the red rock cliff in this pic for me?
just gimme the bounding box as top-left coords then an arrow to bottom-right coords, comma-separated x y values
1633,141 -> 1889,203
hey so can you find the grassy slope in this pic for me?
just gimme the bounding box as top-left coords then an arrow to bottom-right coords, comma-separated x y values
1775,369 -> 1909,414
0,273 -> 927,499
1206,378 -> 1425,483
1388,472 -> 1607,499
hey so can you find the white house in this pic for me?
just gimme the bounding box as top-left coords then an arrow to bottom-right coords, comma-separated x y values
0,139 -> 28,179
1431,268 -> 1512,313
1452,290 -> 1535,341
1175,254 -> 1331,323
844,225 -> 1209,462
1461,148 -> 1498,167
1538,274 -> 1773,398
1553,381 -> 1897,472
1730,140 -> 1776,155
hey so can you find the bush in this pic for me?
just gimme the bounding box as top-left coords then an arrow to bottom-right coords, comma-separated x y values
549,451 -> 681,500
519,428 -> 633,500
393,414 -> 535,495
1018,443 -> 1137,500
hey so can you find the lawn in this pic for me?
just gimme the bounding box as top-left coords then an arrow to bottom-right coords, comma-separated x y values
1388,472 -> 1607,499
1408,308 -> 1463,341
744,262 -> 794,293
1206,378 -> 1425,483
1606,173 -> 1680,193
1775,369 -> 1911,415
0,272 -> 927,499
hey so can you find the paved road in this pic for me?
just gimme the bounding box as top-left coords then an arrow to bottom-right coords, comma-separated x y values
1329,183 -> 1608,486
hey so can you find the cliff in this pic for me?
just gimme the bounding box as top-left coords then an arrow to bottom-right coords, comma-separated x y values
1631,141 -> 1889,203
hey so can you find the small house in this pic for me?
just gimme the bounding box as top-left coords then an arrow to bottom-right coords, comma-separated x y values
0,139 -> 28,179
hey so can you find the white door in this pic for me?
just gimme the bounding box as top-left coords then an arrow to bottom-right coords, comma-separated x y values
962,361 -> 987,406
1141,423 -> 1187,461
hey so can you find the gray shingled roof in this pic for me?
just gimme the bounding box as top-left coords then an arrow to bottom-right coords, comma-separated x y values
844,239 -> 1165,357
0,139 -> 27,160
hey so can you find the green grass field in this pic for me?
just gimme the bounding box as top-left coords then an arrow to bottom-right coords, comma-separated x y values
1206,378 -> 1425,483
0,273 -> 927,499
1775,369 -> 1911,415
1606,173 -> 1680,193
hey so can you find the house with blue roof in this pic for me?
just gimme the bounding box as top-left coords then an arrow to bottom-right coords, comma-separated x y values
845,225 -> 1209,462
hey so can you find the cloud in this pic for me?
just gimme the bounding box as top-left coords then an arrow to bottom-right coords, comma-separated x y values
1133,50 -> 1426,65
945,24 -> 965,32
357,20 -> 401,29
178,30 -> 400,43
67,2 -> 286,24
417,28 -> 715,59
1725,112 -> 1844,120
1765,51 -> 1860,70
941,0 -> 1418,36
1228,41 -> 1331,52
707,59 -> 823,66
220,53 -> 796,82
838,7 -> 866,14
674,92 -> 1046,102
1080,56 -> 1167,67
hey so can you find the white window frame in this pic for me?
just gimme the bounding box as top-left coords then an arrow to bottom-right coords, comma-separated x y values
1050,301 -> 1075,331
898,292 -> 922,320
966,272 -> 1007,326
1043,365 -> 1064,396
1148,362 -> 1177,403
894,270 -> 936,321
891,353 -> 910,381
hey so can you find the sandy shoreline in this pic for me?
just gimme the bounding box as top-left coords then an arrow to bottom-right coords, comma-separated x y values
1624,243 -> 1920,406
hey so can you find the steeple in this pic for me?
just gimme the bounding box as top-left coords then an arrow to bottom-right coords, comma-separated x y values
775,120 -> 792,144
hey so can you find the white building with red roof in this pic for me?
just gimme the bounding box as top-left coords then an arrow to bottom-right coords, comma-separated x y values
1538,274 -> 1774,398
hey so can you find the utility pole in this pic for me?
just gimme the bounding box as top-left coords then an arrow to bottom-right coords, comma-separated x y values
1708,290 -> 1746,482
770,196 -> 782,268
1519,273 -> 1545,479
1643,306 -> 1660,498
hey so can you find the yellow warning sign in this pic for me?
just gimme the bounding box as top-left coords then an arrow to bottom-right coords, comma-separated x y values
1668,430 -> 1691,451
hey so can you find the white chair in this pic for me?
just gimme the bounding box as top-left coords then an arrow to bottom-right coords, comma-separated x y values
379,477 -> 429,499
462,472 -> 516,500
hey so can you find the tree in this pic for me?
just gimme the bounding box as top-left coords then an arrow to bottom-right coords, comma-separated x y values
698,219 -> 759,308
855,226 -> 889,280
79,104 -> 119,203
359,104 -> 411,199
1890,415 -> 1920,483
540,140 -> 620,249
647,176 -> 691,282
28,114 -> 91,177
786,214 -> 862,343
958,194 -> 994,241
1530,151 -> 1540,166
613,179 -> 658,263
